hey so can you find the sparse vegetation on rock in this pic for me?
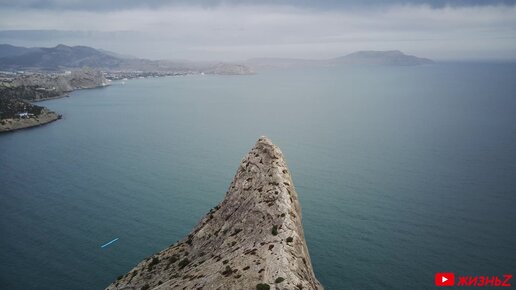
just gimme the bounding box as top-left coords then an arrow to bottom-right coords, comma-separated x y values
105,137 -> 323,290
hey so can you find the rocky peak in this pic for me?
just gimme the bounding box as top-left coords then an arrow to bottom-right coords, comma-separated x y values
107,136 -> 323,290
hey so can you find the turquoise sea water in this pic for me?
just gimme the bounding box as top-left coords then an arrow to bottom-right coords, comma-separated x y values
1,63 -> 516,289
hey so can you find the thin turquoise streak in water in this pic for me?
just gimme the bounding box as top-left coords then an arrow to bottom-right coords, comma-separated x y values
101,238 -> 119,248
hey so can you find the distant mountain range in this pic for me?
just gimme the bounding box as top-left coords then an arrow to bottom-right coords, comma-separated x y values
0,44 -> 253,74
0,44 -> 433,72
246,50 -> 433,69
335,50 -> 433,65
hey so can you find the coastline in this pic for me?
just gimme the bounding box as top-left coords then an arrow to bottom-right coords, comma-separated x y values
0,83 -> 110,133
30,82 -> 110,102
0,69 -> 249,134
0,108 -> 60,133
30,93 -> 70,102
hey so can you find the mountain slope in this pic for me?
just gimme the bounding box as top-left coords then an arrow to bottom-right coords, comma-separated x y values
0,44 -> 38,58
106,137 -> 323,290
0,44 -> 122,70
0,44 -> 253,74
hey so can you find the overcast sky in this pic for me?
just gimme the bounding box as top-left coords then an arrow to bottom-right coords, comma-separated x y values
0,0 -> 515,61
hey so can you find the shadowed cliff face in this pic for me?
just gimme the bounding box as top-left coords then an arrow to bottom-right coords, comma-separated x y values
106,137 -> 323,290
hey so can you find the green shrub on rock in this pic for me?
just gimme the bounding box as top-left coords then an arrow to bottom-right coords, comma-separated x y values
272,225 -> 278,236
256,283 -> 270,290
275,277 -> 285,283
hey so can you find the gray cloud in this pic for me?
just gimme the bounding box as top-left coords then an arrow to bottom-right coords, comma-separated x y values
0,4 -> 515,61
1,0 -> 515,11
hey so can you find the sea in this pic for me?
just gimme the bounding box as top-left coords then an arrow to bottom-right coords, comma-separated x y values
1,63 -> 516,290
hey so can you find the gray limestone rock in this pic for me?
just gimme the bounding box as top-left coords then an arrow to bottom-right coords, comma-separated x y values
106,136 -> 323,290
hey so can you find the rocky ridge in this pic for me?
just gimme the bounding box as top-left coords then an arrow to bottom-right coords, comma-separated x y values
107,137 -> 323,290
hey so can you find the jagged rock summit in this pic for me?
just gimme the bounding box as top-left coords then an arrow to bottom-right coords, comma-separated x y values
107,137 -> 323,290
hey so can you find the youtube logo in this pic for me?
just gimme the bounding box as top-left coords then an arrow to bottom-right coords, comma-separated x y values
435,273 -> 455,286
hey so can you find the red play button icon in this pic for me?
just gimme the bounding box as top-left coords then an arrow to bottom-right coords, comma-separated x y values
435,273 -> 455,286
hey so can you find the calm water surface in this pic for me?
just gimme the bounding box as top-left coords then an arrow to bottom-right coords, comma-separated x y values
1,63 -> 516,289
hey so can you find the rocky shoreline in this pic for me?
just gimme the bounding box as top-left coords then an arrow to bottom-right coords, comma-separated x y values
0,96 -> 62,133
106,137 -> 323,290
0,65 -> 254,134
0,108 -> 59,133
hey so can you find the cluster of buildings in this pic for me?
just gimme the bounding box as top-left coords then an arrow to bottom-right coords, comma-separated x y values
16,112 -> 35,118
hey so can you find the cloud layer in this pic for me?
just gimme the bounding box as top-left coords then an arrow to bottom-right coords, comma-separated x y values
1,3 -> 515,61
2,0 -> 515,11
